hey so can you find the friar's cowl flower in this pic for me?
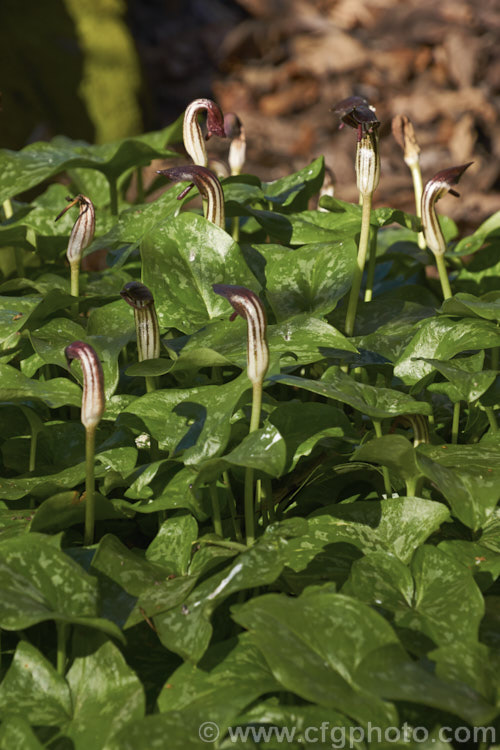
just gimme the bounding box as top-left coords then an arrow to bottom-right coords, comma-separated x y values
332,96 -> 380,141
65,341 -> 105,429
212,284 -> 269,386
157,165 -> 225,229
120,281 -> 160,362
333,96 -> 380,196
55,194 -> 95,265
183,98 -> 226,167
356,129 -> 380,196
224,112 -> 246,176
421,163 -> 473,256
392,114 -> 421,168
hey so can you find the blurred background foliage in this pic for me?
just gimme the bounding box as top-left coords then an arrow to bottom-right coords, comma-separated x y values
0,0 -> 143,148
1,0 -> 499,231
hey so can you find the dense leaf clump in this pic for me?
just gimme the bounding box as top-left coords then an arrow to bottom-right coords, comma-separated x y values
0,113 -> 499,749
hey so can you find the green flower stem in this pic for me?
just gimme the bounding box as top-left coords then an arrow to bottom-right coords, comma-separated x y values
256,480 -> 267,525
244,473 -> 256,546
259,477 -> 273,527
209,483 -> 223,537
70,261 -> 80,303
145,376 -> 158,394
19,406 -> 42,473
373,419 -> 392,497
405,477 -> 417,497
232,216 -> 240,243
211,366 -> 223,384
56,622 -> 68,676
410,163 -> 426,250
363,228 -> 378,302
451,402 -> 460,444
435,253 -> 453,300
108,177 -> 119,216
485,406 -> 498,433
491,347 -> 499,371
3,199 -> 13,219
223,470 -> 243,543
84,425 -> 97,546
199,538 -> 248,553
29,433 -> 37,474
345,192 -> 373,337
244,381 -> 263,546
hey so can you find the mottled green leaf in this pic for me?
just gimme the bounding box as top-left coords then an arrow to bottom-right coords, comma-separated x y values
154,519 -> 307,662
0,123 -> 180,203
157,634 -> 279,732
0,295 -> 43,346
423,352 -> 496,403
394,317 -> 500,384
356,643 -> 496,726
91,533 -> 172,597
146,514 -> 198,576
262,157 -> 324,211
430,641 -> 497,702
272,371 -> 431,419
30,492 -> 128,534
103,710 -> 209,750
167,314 -> 356,373
123,373 -> 250,464
0,508 -> 33,540
247,207 -> 359,245
141,213 -> 255,333
233,590 -> 399,727
0,641 -> 71,725
85,188 -> 189,255
64,634 -> 145,748
125,358 -> 173,377
30,305 -> 135,400
416,445 -> 500,530
256,239 -> 356,321
0,716 -> 45,749
0,363 -> 82,409
284,498 -> 449,572
397,545 -> 484,646
438,540 -> 500,591
349,298 -> 435,362
453,211 -> 500,256
353,435 -> 421,485
342,551 -> 414,612
0,533 -> 123,639
269,401 -> 355,472
222,424 -> 287,477
440,292 -> 500,322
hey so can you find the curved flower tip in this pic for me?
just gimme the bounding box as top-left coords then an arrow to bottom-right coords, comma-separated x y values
421,162 -> 473,256
183,98 -> 226,167
332,96 -> 379,141
120,282 -> 160,361
120,281 -> 154,309
157,165 -> 225,228
55,194 -> 95,264
65,341 -> 105,429
428,163 -> 474,199
212,284 -> 269,385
